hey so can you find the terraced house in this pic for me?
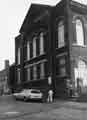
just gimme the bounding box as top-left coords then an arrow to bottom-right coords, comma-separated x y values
15,0 -> 87,98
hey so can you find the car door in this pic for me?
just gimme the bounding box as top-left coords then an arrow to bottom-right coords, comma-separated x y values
19,90 -> 25,99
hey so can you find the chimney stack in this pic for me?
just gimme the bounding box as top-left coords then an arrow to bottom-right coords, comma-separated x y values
5,60 -> 9,69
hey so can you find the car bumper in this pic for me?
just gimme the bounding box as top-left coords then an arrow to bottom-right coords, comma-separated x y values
27,96 -> 42,100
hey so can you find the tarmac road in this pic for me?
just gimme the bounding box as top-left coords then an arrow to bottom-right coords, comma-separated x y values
0,95 -> 87,120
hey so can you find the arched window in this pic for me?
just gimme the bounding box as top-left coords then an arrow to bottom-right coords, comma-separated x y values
57,21 -> 65,48
78,59 -> 87,86
75,19 -> 84,46
74,59 -> 87,88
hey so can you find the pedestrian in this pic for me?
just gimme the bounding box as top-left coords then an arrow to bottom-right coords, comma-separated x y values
47,89 -> 53,103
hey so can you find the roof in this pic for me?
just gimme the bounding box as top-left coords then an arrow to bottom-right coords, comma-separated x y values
20,4 -> 52,33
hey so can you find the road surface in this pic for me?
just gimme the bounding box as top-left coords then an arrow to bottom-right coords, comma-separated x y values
0,95 -> 87,120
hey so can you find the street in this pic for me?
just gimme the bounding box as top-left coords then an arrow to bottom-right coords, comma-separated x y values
0,95 -> 87,120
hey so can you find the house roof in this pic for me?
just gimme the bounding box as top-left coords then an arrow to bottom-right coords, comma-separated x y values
20,4 -> 52,33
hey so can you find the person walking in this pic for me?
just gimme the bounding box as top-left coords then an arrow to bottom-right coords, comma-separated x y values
47,89 -> 53,103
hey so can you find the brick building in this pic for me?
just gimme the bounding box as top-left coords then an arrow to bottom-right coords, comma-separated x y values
9,63 -> 15,93
0,61 -> 15,95
15,0 -> 87,98
0,60 -> 9,95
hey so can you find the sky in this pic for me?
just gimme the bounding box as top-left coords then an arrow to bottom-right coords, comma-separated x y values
0,0 -> 61,70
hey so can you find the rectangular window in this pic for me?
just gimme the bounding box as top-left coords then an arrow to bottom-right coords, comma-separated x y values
56,30 -> 58,48
17,48 -> 21,64
40,61 -> 48,79
24,68 -> 27,81
56,56 -> 66,76
76,19 -> 84,46
24,45 -> 27,61
58,23 -> 65,48
40,32 -> 44,55
30,66 -> 33,80
27,41 -> 30,60
17,69 -> 21,83
56,59 -> 59,75
33,37 -> 36,57
56,21 -> 65,49
85,23 -> 87,45
59,57 -> 66,65
40,62 -> 45,79
36,37 -> 40,56
37,64 -> 40,79
59,66 -> 66,76
33,65 -> 37,80
30,42 -> 33,58
44,32 -> 48,53
27,67 -> 30,81
44,61 -> 48,77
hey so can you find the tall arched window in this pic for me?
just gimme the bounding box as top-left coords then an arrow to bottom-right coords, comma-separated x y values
74,59 -> 87,88
78,59 -> 87,86
75,19 -> 84,46
57,21 -> 65,48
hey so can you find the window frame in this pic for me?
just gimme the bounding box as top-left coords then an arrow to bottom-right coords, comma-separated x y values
27,40 -> 30,60
17,68 -> 21,84
24,43 -> 27,61
17,47 -> 21,65
75,19 -> 85,46
72,17 -> 85,47
56,19 -> 65,49
56,55 -> 67,77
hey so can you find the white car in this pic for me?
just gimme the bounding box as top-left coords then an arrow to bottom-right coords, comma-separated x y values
13,89 -> 43,101
13,89 -> 27,100
28,89 -> 43,100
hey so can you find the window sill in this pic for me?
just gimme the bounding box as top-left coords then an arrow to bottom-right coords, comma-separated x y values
22,77 -> 48,83
24,53 -> 46,62
56,46 -> 65,49
72,44 -> 87,48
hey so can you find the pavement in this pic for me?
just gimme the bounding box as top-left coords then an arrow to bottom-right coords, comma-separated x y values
0,95 -> 87,120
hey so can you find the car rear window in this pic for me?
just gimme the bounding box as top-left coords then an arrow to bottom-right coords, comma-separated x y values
31,90 -> 40,93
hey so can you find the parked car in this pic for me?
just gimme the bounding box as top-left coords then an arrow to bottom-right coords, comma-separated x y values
13,89 -> 27,100
13,89 -> 43,101
28,89 -> 43,100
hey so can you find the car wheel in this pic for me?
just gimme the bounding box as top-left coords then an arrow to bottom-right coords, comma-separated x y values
42,98 -> 45,103
15,97 -> 18,100
24,96 -> 27,102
